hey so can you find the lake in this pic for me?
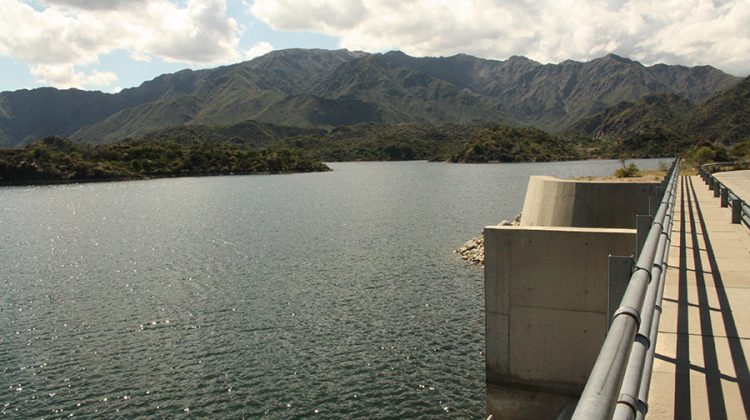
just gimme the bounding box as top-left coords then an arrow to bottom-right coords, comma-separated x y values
0,159 -> 663,418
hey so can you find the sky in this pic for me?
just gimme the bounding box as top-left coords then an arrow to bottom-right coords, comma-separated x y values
0,0 -> 748,93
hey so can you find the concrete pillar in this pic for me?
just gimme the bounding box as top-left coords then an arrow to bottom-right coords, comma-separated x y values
721,188 -> 729,207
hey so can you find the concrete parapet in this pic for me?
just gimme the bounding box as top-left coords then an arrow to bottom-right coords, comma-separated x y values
484,225 -> 636,419
520,176 -> 659,229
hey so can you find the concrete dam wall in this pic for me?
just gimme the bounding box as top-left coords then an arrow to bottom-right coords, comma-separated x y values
484,176 -> 660,419
520,176 -> 658,228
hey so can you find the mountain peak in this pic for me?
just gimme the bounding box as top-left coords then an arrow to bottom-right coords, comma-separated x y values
505,55 -> 540,66
384,50 -> 409,58
599,53 -> 633,64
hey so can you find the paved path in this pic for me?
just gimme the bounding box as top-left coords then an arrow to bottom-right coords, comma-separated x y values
648,176 -> 750,419
714,170 -> 750,202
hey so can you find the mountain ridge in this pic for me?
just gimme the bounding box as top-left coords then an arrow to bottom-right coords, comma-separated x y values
0,49 -> 742,147
567,75 -> 750,156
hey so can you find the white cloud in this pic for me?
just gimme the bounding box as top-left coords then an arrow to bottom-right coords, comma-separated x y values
30,63 -> 117,89
41,0 -> 149,10
0,0 -> 256,89
245,41 -> 274,59
249,0 -> 367,31
140,0 -> 243,63
249,0 -> 750,76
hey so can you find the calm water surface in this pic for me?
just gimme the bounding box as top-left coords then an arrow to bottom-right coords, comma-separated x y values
0,159 -> 662,418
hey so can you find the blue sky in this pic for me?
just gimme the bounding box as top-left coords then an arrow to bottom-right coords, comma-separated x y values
1,0 -> 748,93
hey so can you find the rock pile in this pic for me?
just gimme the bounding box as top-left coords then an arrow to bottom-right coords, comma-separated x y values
456,213 -> 521,266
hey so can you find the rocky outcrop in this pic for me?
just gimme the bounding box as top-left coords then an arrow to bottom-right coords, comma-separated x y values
456,235 -> 485,265
456,213 -> 521,266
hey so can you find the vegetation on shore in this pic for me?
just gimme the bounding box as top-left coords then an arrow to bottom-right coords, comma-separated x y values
684,139 -> 750,165
138,122 -> 582,163
2,120 -> 748,185
614,160 -> 641,178
446,126 -> 581,163
0,137 -> 329,185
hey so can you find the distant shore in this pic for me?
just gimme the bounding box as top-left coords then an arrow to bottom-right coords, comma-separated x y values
0,137 -> 330,187
0,168 -> 332,187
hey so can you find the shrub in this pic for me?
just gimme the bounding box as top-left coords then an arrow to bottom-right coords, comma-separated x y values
614,161 -> 640,177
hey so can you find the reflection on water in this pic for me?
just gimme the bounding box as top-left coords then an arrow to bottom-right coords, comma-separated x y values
0,159 -> 662,418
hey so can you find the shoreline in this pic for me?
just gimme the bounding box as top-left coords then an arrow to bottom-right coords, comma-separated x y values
0,167 -> 332,187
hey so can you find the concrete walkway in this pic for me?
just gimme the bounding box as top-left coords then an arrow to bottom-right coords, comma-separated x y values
715,170 -> 750,203
648,176 -> 750,419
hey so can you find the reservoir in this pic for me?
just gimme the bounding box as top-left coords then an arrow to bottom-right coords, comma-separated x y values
0,159 -> 661,418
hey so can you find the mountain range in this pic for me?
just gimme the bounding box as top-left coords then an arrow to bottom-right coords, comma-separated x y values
568,75 -> 750,156
0,48 -> 744,148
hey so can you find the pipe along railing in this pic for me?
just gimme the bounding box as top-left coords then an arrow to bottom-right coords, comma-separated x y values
571,158 -> 680,420
699,161 -> 750,228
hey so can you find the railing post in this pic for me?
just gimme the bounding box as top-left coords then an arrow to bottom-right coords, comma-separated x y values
732,199 -> 742,224
708,177 -> 715,191
714,184 -> 721,198
721,188 -> 729,207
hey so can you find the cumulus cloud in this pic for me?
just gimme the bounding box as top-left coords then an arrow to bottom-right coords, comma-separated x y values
41,0 -> 149,10
245,41 -> 274,59
0,0 -> 254,89
30,64 -> 117,89
249,0 -> 750,75
250,0 -> 367,31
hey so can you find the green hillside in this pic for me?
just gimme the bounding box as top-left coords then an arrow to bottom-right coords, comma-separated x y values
0,49 -> 741,148
686,76 -> 750,144
448,126 -> 581,163
568,76 -> 750,157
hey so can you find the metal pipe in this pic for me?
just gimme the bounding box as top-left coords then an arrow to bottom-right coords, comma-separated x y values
636,205 -> 673,420
571,317 -> 640,418
612,234 -> 667,420
572,159 -> 679,419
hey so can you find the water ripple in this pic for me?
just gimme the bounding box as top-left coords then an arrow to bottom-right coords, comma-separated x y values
0,160 -> 662,418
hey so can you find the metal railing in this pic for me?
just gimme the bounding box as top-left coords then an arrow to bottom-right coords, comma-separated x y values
699,161 -> 750,227
571,158 -> 680,420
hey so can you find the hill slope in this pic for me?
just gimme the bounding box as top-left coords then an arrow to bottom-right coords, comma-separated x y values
568,75 -> 750,156
685,76 -> 750,144
0,49 -> 742,147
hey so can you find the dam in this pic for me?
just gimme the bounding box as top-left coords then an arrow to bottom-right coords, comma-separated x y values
484,161 -> 750,419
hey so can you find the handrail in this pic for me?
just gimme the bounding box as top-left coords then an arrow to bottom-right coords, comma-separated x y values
571,158 -> 680,419
699,161 -> 750,228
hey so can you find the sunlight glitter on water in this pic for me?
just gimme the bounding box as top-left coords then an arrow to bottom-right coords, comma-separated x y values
0,160 -> 662,418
